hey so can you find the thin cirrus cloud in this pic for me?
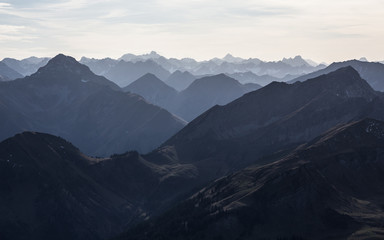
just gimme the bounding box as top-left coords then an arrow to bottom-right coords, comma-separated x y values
0,0 -> 383,63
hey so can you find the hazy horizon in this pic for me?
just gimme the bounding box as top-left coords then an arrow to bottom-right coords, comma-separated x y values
0,0 -> 383,63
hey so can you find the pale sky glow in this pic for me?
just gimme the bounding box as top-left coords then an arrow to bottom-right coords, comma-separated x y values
0,0 -> 383,62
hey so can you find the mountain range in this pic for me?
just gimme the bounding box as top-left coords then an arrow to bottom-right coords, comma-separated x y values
124,73 -> 262,122
80,52 -> 326,87
2,51 -> 384,240
1,57 -> 50,76
290,60 -> 384,92
0,54 -> 185,156
0,62 -> 23,81
164,70 -> 197,91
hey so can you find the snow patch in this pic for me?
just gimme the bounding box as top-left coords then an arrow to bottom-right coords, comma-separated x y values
81,79 -> 89,83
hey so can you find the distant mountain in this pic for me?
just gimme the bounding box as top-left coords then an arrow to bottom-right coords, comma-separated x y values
305,58 -> 319,67
359,57 -> 368,62
103,60 -> 171,87
123,73 -> 178,110
0,62 -> 23,81
79,57 -> 117,75
0,54 -> 185,156
2,57 -> 50,76
221,53 -> 245,63
79,52 -> 325,86
165,70 -> 196,91
227,71 -> 285,86
0,131 -> 197,240
282,55 -> 311,67
101,52 -> 324,79
123,73 -> 259,122
119,51 -> 162,62
172,74 -> 261,121
120,118 -> 384,240
289,60 -> 384,92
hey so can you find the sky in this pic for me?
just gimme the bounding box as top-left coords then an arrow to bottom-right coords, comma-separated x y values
0,0 -> 383,63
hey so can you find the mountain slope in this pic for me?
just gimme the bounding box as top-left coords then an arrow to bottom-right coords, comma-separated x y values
152,67 -> 384,180
117,118 -> 384,240
290,60 -> 384,92
173,74 -> 260,121
1,57 -> 50,76
123,73 -> 178,110
0,62 -> 23,81
165,70 -> 196,91
0,132 -> 131,240
103,60 -> 171,87
0,54 -> 185,156
0,132 -> 197,240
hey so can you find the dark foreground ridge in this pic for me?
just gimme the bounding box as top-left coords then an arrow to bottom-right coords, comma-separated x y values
117,118 -> 384,240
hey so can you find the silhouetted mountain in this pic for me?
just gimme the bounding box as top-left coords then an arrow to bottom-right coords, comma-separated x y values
173,74 -> 260,121
0,132 -> 196,240
119,118 -> 384,240
123,73 -> 260,122
290,60 -> 384,92
165,70 -> 196,91
2,57 -> 50,76
0,62 -> 23,81
0,54 -> 185,156
123,73 -> 178,110
103,60 -> 171,87
35,54 -> 120,91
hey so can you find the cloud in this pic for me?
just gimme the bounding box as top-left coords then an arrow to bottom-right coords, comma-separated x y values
0,0 -> 383,62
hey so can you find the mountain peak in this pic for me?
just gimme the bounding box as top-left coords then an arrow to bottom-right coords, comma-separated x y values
29,54 -> 120,90
303,66 -> 375,100
46,53 -> 78,66
40,54 -> 86,74
139,72 -> 159,80
222,53 -> 244,63
281,55 -> 309,67
359,57 -> 368,62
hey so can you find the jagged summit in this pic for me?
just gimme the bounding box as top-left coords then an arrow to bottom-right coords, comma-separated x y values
282,55 -> 311,67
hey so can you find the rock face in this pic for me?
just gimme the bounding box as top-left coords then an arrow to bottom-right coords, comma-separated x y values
0,131 -> 198,240
290,60 -> 384,92
117,118 -> 384,240
0,54 -> 185,156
